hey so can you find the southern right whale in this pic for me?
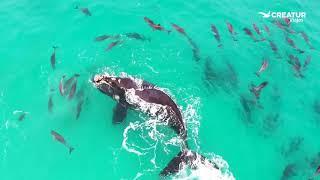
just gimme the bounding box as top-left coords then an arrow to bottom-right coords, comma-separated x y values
92,73 -> 219,176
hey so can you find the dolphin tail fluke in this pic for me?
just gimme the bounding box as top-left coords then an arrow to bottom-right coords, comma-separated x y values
69,147 -> 75,154
52,46 -> 58,50
298,49 -> 304,54
160,150 -> 219,177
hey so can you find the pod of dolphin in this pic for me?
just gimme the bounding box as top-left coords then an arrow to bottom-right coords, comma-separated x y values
15,5 -> 319,179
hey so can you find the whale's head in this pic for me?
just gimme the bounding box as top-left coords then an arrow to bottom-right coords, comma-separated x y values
92,74 -> 125,101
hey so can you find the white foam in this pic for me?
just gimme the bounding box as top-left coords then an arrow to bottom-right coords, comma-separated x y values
122,122 -> 144,156
183,96 -> 201,151
133,172 -> 143,180
172,153 -> 235,180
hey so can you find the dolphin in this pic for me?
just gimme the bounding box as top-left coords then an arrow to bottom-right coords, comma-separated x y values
171,23 -> 187,36
59,75 -> 66,96
50,46 -> 58,70
226,21 -> 237,41
264,24 -> 270,35
92,73 -> 219,176
253,23 -> 261,35
74,5 -> 91,16
48,95 -> 53,113
250,81 -> 268,99
211,24 -> 222,47
303,55 -> 312,70
285,36 -> 304,53
255,59 -> 269,77
125,33 -> 150,42
51,130 -> 74,154
300,31 -> 314,49
144,17 -> 171,34
269,40 -> 281,58
106,40 -> 122,51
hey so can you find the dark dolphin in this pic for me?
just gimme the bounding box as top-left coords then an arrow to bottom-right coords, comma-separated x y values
18,112 -> 27,121
243,27 -> 265,42
269,40 -> 281,58
287,54 -> 303,78
303,55 -> 312,70
186,36 -> 201,62
285,36 -> 304,53
48,95 -> 53,113
300,31 -> 314,49
125,33 -> 150,42
76,99 -> 84,120
94,35 -> 112,42
253,24 -> 261,35
171,23 -> 187,36
264,24 -> 270,35
50,46 -> 58,69
74,5 -> 91,16
92,74 -> 219,176
106,40 -> 122,51
211,24 -> 222,47
239,95 -> 254,124
51,130 -> 74,154
281,163 -> 297,180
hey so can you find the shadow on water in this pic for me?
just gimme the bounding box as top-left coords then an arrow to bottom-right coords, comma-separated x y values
202,57 -> 239,95
262,113 -> 281,136
281,136 -> 304,158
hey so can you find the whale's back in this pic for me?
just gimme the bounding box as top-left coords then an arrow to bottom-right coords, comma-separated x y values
135,88 -> 186,139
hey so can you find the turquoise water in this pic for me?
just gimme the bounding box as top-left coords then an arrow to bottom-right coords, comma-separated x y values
1,0 -> 320,179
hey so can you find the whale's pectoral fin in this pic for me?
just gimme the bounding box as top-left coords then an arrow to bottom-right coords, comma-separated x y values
112,103 -> 128,124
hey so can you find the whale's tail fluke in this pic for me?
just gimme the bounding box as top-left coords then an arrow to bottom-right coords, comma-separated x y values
160,151 -> 186,176
160,150 -> 219,177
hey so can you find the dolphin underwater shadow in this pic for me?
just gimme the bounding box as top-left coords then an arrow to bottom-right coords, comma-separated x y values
92,73 -> 220,176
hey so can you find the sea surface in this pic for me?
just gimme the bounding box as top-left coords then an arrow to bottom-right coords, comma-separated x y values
0,0 -> 320,179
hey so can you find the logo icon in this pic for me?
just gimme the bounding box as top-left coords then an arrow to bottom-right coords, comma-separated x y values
258,11 -> 271,18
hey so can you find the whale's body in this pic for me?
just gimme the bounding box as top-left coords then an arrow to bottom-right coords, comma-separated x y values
93,75 -> 187,140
